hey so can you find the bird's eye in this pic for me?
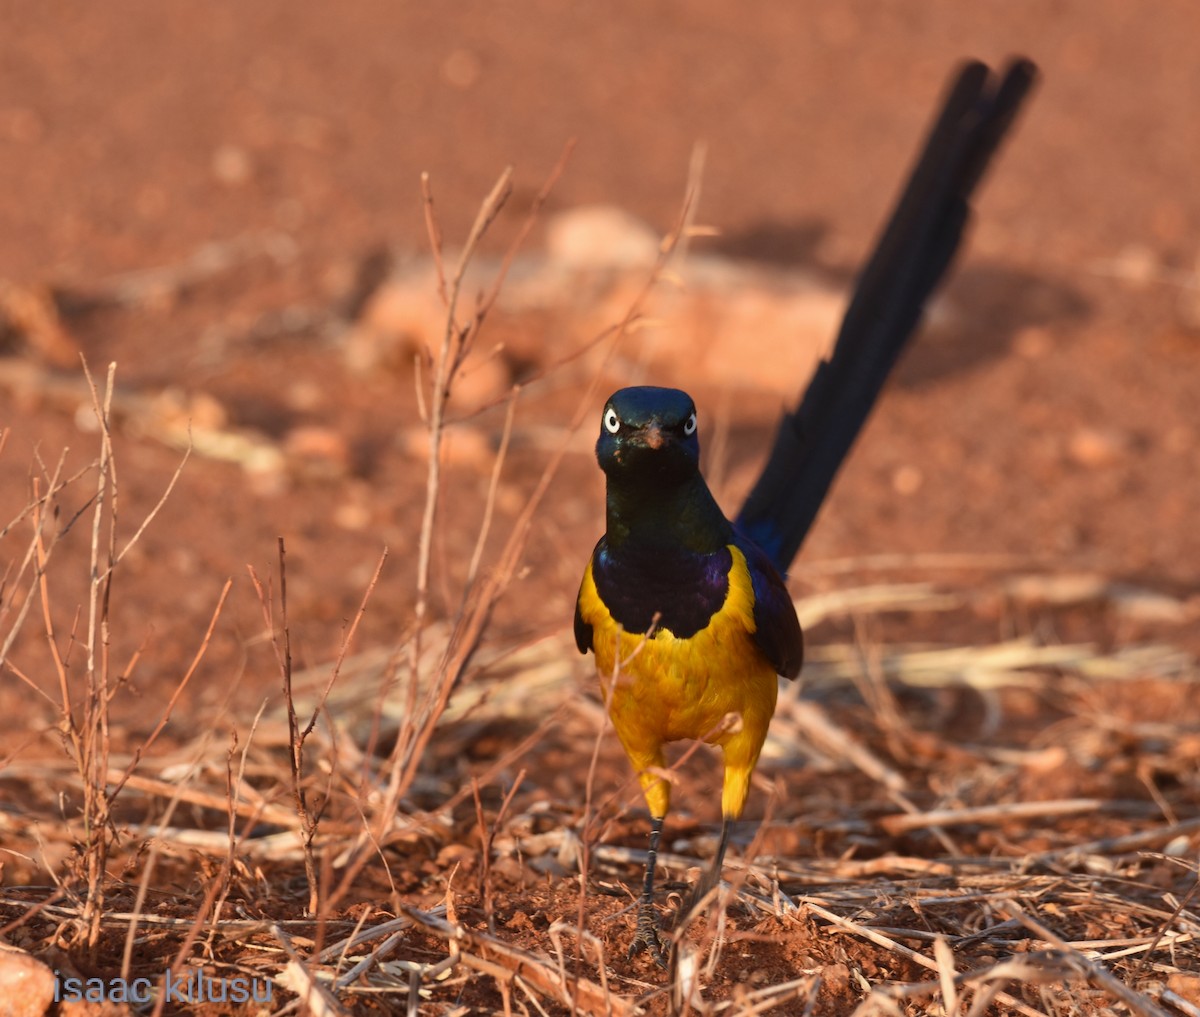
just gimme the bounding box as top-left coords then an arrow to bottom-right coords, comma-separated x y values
683,412 -> 697,435
603,408 -> 621,434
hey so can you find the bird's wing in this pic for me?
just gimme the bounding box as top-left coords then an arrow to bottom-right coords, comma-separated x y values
574,548 -> 599,654
574,597 -> 593,654
736,533 -> 804,680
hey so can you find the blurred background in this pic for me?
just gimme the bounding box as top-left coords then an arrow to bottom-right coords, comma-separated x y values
1,6 -> 1198,1004
1,1 -> 1197,702
4,2 -> 1198,276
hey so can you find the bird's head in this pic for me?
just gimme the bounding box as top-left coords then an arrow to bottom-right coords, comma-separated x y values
596,386 -> 700,486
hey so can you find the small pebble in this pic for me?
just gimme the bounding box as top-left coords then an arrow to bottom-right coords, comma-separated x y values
1067,426 -> 1127,467
0,944 -> 56,1017
891,464 -> 923,495
1013,326 -> 1052,359
442,49 -> 482,89
212,143 -> 253,186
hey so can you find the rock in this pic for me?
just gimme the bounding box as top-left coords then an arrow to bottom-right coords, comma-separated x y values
332,494 -> 373,532
398,424 -> 492,469
345,268 -> 513,412
212,144 -> 253,186
663,269 -> 844,398
283,425 -> 351,476
1067,426 -> 1128,467
344,270 -> 445,376
1167,972 -> 1200,1006
441,49 -> 482,89
1013,325 -> 1053,359
446,349 -> 512,415
544,206 -> 661,270
1108,243 -> 1160,288
0,943 -> 56,1017
891,464 -> 923,495
0,280 -> 82,368
579,257 -> 846,401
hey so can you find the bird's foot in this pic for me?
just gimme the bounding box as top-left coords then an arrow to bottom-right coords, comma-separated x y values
628,903 -> 668,968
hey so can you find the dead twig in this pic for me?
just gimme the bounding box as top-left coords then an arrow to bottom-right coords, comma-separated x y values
879,798 -> 1110,836
403,905 -> 638,1017
1000,899 -> 1176,1017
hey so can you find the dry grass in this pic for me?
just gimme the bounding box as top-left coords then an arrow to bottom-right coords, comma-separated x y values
2,565 -> 1196,1014
0,169 -> 1197,1016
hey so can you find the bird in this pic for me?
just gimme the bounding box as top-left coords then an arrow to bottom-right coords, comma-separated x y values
574,58 -> 1038,964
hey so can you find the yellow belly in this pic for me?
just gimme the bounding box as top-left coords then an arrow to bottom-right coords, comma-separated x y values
577,544 -> 779,819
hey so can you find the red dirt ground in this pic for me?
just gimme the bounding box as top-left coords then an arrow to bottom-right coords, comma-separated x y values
1,3 -> 1198,1015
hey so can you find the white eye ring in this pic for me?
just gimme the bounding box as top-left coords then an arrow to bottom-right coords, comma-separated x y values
683,412 -> 697,435
603,407 -> 620,434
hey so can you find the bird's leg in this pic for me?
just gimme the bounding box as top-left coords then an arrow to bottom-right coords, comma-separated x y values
683,815 -> 731,921
629,815 -> 667,966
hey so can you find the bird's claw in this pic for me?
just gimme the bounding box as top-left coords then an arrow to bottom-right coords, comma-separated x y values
628,908 -> 668,968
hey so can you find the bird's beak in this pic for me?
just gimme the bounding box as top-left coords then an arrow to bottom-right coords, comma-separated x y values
642,422 -> 665,450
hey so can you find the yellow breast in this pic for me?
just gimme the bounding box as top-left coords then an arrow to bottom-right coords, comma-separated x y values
577,544 -> 780,817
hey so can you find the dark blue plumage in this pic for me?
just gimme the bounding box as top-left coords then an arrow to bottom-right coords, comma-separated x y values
574,385 -> 803,677
737,530 -> 804,679
575,59 -> 1037,965
589,541 -> 732,640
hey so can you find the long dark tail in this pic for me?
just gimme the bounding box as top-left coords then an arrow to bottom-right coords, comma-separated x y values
736,58 -> 1038,573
